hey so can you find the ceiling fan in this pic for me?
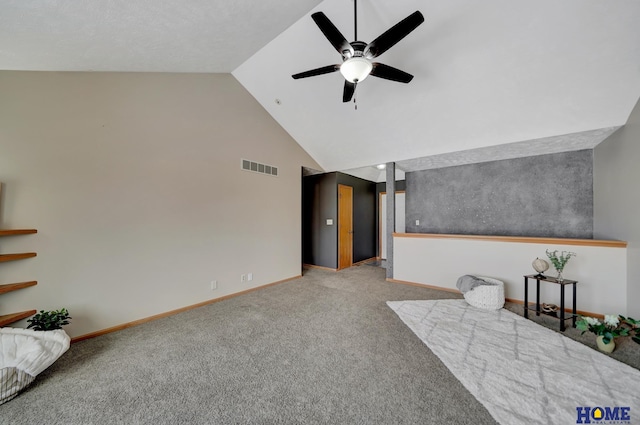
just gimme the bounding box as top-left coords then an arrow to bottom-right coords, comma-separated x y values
292,0 -> 424,103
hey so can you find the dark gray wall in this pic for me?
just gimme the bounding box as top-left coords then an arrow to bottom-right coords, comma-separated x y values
594,97 -> 640,317
405,150 -> 594,238
302,172 -> 376,268
337,173 -> 377,263
302,173 -> 338,269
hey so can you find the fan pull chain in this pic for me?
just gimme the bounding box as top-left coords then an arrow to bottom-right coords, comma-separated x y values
353,81 -> 358,110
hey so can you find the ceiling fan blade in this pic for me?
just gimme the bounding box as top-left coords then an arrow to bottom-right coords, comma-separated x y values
312,12 -> 354,58
365,11 -> 424,58
343,81 -> 356,103
370,63 -> 414,83
292,65 -> 341,79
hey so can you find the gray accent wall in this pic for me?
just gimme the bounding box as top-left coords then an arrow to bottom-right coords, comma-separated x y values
594,97 -> 640,317
405,150 -> 594,238
336,173 -> 376,264
302,172 -> 376,269
302,173 -> 338,269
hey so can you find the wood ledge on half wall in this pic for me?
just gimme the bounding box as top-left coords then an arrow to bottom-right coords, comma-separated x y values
392,233 -> 627,248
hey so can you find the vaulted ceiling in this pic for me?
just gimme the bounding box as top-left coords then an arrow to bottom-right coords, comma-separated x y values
3,0 -> 640,179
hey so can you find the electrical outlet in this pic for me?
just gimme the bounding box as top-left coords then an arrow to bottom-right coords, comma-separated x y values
416,219 -> 420,226
247,273 -> 253,281
210,280 -> 217,290
241,274 -> 246,282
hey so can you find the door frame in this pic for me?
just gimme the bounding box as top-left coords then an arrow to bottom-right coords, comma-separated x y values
378,190 -> 406,259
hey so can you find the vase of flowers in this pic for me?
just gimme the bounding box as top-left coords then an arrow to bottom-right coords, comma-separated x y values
545,250 -> 576,282
575,315 -> 640,353
596,335 -> 616,353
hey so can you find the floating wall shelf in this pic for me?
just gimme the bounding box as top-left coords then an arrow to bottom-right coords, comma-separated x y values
0,253 -> 37,263
0,310 -> 37,327
1,228 -> 38,327
0,229 -> 37,237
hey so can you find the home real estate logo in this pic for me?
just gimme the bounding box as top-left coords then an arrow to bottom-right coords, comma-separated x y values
576,406 -> 631,424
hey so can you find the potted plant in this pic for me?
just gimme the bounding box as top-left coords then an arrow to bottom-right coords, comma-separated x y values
575,314 -> 640,353
545,249 -> 576,282
620,315 -> 640,345
26,308 -> 71,331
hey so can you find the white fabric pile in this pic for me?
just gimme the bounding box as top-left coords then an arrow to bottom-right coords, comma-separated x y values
0,328 -> 70,404
461,276 -> 505,310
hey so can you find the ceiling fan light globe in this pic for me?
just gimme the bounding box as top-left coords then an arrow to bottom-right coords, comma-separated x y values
340,57 -> 372,83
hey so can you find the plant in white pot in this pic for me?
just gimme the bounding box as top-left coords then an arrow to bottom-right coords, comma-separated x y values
26,308 -> 71,331
575,314 -> 640,353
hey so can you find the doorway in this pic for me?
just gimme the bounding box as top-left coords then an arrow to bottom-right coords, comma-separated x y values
379,191 -> 406,260
338,184 -> 353,270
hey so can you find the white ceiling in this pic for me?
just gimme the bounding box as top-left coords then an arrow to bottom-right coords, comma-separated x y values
2,0 -> 640,176
0,0 -> 321,72
234,0 -> 640,172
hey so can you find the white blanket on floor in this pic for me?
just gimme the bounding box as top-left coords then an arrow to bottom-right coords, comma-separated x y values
0,327 -> 70,376
0,328 -> 70,404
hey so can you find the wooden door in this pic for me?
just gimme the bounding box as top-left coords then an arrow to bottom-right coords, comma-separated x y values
338,184 -> 353,270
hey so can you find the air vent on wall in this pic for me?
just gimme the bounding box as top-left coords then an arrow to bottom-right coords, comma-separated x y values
241,159 -> 278,177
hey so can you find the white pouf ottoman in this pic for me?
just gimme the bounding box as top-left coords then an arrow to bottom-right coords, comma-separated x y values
463,276 -> 505,310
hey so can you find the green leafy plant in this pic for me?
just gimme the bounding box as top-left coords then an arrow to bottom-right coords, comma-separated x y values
545,249 -> 576,272
576,314 -> 640,345
26,308 -> 72,331
620,316 -> 640,345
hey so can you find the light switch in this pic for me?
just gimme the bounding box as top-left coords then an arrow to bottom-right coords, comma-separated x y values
326,219 -> 333,225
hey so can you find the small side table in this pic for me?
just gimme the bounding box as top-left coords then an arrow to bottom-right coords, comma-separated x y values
523,274 -> 578,331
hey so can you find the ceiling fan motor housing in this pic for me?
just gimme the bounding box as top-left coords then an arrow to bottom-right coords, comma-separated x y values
343,41 -> 367,59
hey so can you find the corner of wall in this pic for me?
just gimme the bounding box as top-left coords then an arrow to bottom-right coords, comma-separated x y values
592,96 -> 640,317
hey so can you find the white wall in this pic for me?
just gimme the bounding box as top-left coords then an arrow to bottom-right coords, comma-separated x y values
394,235 -> 627,315
594,97 -> 640,318
0,71 -> 320,338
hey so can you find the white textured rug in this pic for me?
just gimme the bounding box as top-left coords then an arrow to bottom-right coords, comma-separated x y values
388,299 -> 640,425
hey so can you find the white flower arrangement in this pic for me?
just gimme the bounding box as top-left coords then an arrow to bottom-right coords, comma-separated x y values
576,314 -> 640,345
